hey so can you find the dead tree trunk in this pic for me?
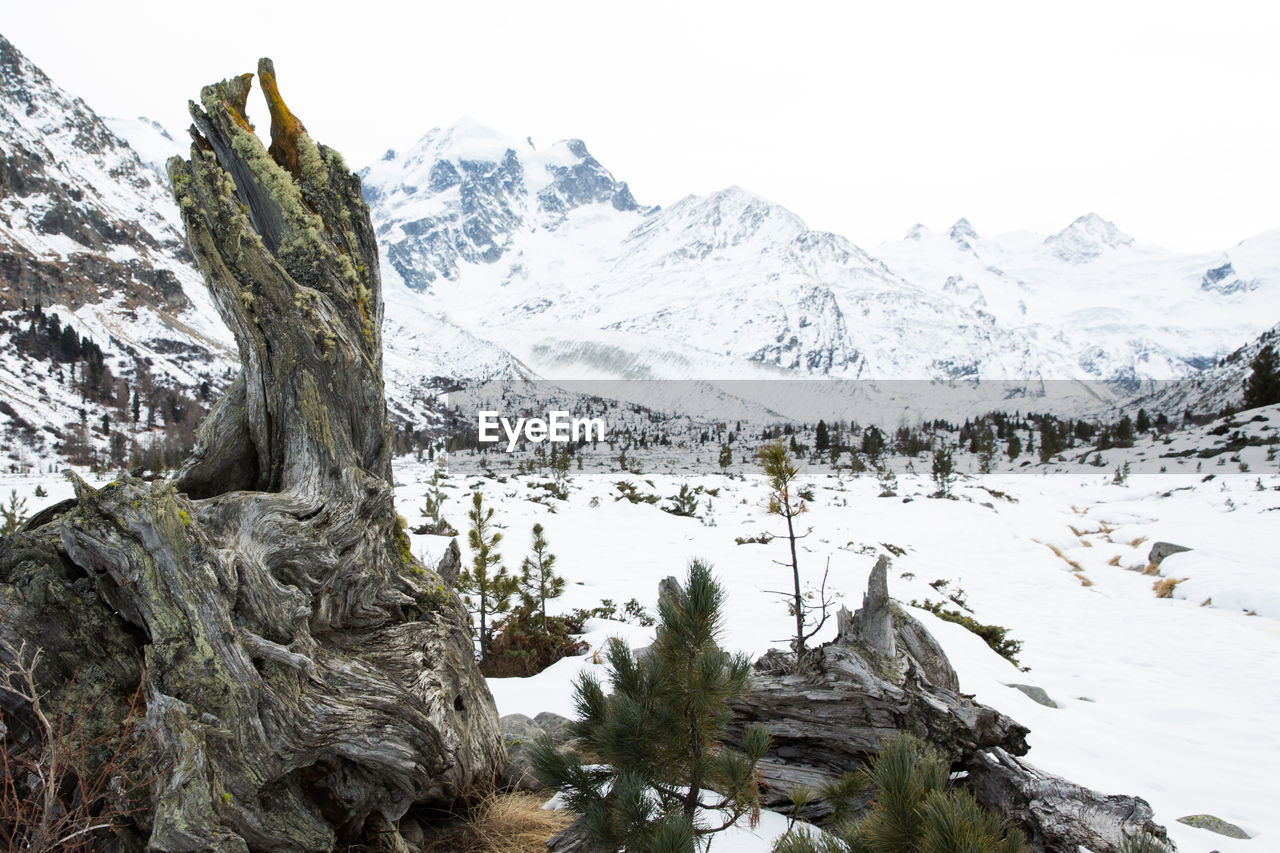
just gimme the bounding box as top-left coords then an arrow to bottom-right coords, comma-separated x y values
0,61 -> 502,852
726,598 -> 1170,852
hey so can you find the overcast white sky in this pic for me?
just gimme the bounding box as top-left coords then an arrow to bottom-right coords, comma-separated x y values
5,1 -> 1278,252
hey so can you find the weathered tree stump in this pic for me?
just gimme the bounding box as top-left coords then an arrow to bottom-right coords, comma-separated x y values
728,596 -> 1170,851
0,60 -> 502,852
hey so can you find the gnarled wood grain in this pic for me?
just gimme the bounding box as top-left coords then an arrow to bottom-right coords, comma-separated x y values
0,60 -> 502,853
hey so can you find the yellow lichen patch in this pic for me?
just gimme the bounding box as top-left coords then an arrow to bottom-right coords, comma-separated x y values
257,58 -> 308,179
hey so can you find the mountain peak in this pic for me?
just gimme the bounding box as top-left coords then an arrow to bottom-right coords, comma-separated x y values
1045,213 -> 1133,263
949,217 -> 978,247
905,223 -> 929,241
411,117 -> 528,163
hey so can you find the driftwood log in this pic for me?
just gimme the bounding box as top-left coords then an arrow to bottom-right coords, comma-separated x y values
725,557 -> 1170,852
0,61 -> 502,852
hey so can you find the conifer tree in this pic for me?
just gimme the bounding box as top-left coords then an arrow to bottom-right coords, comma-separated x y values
518,522 -> 564,632
1244,343 -> 1280,409
413,470 -> 457,535
975,427 -> 997,473
460,490 -> 516,666
772,733 -> 1026,853
532,560 -> 770,852
815,419 -> 830,452
1113,414 -> 1135,448
931,444 -> 956,496
759,440 -> 830,657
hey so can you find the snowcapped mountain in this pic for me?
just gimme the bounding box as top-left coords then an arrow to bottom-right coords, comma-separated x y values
364,119 -> 1280,396
103,115 -> 186,186
0,33 -> 236,469
361,118 -> 641,292
362,126 -> 1088,385
3,27 -> 1279,470
1129,320 -> 1280,417
874,216 -> 1280,386
1043,212 -> 1134,263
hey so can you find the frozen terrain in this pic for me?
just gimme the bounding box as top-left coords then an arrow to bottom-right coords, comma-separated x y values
397,404 -> 1277,851
4,407 -> 1276,852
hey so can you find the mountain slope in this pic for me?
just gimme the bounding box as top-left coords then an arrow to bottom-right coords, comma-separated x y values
364,121 -> 1280,390
0,33 -> 235,468
875,216 -> 1280,384
363,127 -> 1083,384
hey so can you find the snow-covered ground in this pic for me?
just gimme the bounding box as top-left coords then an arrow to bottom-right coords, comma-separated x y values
392,410 -> 1277,853
4,408 -> 1276,853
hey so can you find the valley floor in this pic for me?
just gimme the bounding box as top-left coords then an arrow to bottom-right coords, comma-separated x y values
4,418 -> 1276,853
399,438 -> 1277,853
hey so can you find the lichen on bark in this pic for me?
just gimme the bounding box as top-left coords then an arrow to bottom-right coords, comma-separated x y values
0,59 -> 502,852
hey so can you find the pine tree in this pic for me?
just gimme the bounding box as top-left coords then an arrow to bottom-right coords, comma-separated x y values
460,491 -> 516,666
531,560 -> 770,852
1243,343 -> 1280,409
975,427 -> 997,473
759,440 -> 829,658
815,419 -> 830,452
930,445 -> 955,496
666,483 -> 700,518
718,442 -> 733,471
550,444 -> 572,486
413,470 -> 457,535
772,733 -> 1026,853
1113,414 -> 1135,448
518,523 -> 564,632
1,490 -> 28,537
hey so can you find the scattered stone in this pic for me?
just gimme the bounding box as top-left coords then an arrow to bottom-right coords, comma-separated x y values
1177,813 -> 1251,839
533,711 -> 575,744
499,713 -> 549,792
1005,683 -> 1059,708
1147,541 -> 1192,570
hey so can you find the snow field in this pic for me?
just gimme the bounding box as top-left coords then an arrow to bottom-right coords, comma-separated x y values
393,447 -> 1279,853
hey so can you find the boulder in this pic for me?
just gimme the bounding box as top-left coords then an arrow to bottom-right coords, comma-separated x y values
1176,814 -> 1250,839
1005,683 -> 1059,708
1148,541 -> 1192,569
500,713 -> 549,792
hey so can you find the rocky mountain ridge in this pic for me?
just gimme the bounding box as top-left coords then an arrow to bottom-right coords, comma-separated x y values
1,31 -> 1277,470
0,34 -> 234,471
364,119 -> 1280,391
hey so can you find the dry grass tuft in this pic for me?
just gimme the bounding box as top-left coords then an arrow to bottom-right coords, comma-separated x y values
1106,555 -> 1122,567
1129,536 -> 1148,548
1074,572 -> 1093,587
1153,577 -> 1185,598
420,791 -> 573,853
1041,542 -> 1085,574
1141,562 -> 1162,576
